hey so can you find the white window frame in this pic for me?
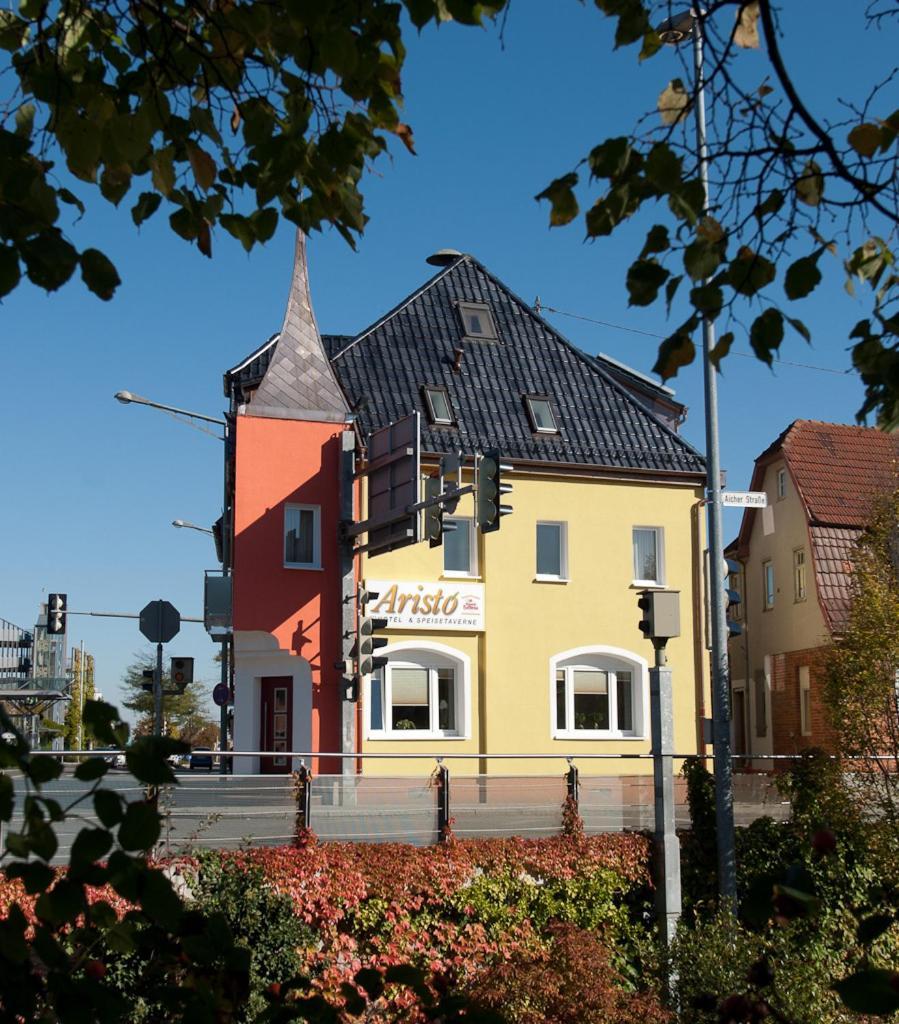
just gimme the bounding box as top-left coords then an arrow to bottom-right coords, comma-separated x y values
422,385 -> 454,426
549,646 -> 648,741
283,504 -> 321,570
799,665 -> 811,737
365,641 -> 471,741
457,301 -> 498,342
536,521 -> 568,582
776,467 -> 787,500
632,526 -> 665,587
793,547 -> 807,602
443,516 -> 478,577
763,560 -> 775,609
524,395 -> 559,435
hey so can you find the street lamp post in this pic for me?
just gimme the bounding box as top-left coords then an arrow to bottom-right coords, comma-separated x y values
659,8 -> 738,908
115,389 -> 232,774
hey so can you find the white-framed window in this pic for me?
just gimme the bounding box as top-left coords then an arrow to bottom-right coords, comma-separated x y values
422,385 -> 454,425
444,517 -> 477,576
524,395 -> 559,434
763,560 -> 775,609
799,665 -> 811,736
633,527 -> 664,586
793,548 -> 807,602
284,504 -> 320,569
457,301 -> 498,341
551,646 -> 647,740
728,568 -> 744,620
536,521 -> 568,580
776,467 -> 787,500
367,643 -> 469,739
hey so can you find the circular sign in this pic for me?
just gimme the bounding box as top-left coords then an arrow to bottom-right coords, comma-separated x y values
212,683 -> 230,707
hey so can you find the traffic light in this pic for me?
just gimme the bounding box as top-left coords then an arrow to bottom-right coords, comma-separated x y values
724,558 -> 743,637
169,657 -> 194,694
423,474 -> 457,549
636,590 -> 681,642
47,593 -> 67,635
355,589 -> 389,677
476,449 -> 513,534
141,668 -> 155,692
441,452 -> 461,514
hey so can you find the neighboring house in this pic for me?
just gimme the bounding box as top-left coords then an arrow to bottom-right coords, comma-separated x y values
223,234 -> 709,775
727,420 -> 899,758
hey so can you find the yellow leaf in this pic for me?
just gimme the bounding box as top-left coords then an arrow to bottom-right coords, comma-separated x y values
658,79 -> 689,127
848,123 -> 882,159
734,2 -> 760,49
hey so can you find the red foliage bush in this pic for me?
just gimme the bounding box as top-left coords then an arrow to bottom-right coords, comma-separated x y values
465,921 -> 672,1024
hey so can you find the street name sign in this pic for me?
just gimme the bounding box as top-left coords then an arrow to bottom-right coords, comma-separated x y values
721,491 -> 768,508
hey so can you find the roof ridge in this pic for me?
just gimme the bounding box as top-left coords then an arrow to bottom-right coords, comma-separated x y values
330,255 -> 467,361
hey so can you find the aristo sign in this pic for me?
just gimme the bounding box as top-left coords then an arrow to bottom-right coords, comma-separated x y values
367,580 -> 485,632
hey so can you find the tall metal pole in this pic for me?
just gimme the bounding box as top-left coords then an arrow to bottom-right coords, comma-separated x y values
219,416 -> 232,772
691,14 -> 737,907
78,639 -> 85,750
154,639 -> 164,737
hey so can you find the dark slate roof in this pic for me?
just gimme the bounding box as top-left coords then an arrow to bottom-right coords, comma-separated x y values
331,255 -> 704,475
227,253 -> 705,477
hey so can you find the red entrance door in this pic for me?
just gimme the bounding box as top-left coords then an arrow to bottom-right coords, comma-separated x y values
260,677 -> 292,774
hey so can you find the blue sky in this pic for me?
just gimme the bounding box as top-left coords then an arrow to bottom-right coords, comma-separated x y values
1,1 -> 891,722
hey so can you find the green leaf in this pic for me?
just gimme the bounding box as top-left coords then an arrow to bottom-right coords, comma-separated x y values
749,308 -> 785,364
665,274 -> 682,314
684,239 -> 725,282
626,259 -> 669,306
150,147 -> 176,197
139,868 -> 182,929
848,123 -> 882,158
834,969 -> 899,1016
668,179 -> 705,225
220,214 -> 255,252
125,736 -> 186,785
653,328 -> 696,379
857,913 -> 895,944
70,827 -> 113,868
6,861 -> 54,895
754,189 -> 784,221
80,249 -> 121,301
640,225 -> 670,258
0,11 -> 28,50
587,137 -> 637,180
784,254 -> 822,300
534,173 -> 579,227
84,700 -> 128,748
0,245 -> 21,298
251,207 -> 278,243
795,159 -> 824,206
14,103 -> 35,138
131,191 -> 162,226
690,283 -> 723,317
118,799 -> 161,851
728,248 -> 776,296
20,231 -> 79,292
785,316 -> 811,343
710,331 -> 735,369
27,820 -> 58,862
355,967 -> 384,1001
645,143 -> 682,192
35,879 -> 84,926
74,757 -> 109,782
0,773 -> 12,820
26,755 -> 62,785
94,788 -> 124,827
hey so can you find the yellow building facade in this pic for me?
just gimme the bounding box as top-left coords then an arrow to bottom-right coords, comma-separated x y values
359,466 -> 708,775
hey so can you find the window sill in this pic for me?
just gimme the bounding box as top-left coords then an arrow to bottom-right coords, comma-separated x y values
631,581 -> 664,589
366,733 -> 470,742
535,575 -> 569,584
552,733 -> 646,742
442,573 -> 481,581
284,563 -> 323,571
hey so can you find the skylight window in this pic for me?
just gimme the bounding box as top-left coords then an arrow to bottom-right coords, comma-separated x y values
524,395 -> 558,434
457,302 -> 498,342
422,385 -> 454,425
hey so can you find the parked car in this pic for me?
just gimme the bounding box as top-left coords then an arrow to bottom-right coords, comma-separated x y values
189,748 -> 214,771
113,752 -> 127,770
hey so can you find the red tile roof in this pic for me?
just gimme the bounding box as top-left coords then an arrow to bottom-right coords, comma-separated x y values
809,525 -> 861,633
781,421 -> 898,526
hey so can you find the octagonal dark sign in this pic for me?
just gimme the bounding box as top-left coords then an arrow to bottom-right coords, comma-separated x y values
139,600 -> 180,644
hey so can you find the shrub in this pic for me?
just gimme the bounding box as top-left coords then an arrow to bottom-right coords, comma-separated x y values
465,922 -> 671,1024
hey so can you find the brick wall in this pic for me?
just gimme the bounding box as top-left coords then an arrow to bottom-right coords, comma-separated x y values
770,645 -> 838,754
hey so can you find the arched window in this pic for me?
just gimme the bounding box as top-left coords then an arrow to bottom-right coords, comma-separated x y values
550,647 -> 647,740
367,643 -> 469,739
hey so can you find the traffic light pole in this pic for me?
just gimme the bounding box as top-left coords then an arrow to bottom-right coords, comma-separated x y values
650,642 -> 681,947
154,641 -> 164,737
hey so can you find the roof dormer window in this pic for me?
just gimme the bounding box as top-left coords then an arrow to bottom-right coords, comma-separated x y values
422,385 -> 454,425
524,395 -> 558,434
457,302 -> 498,342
